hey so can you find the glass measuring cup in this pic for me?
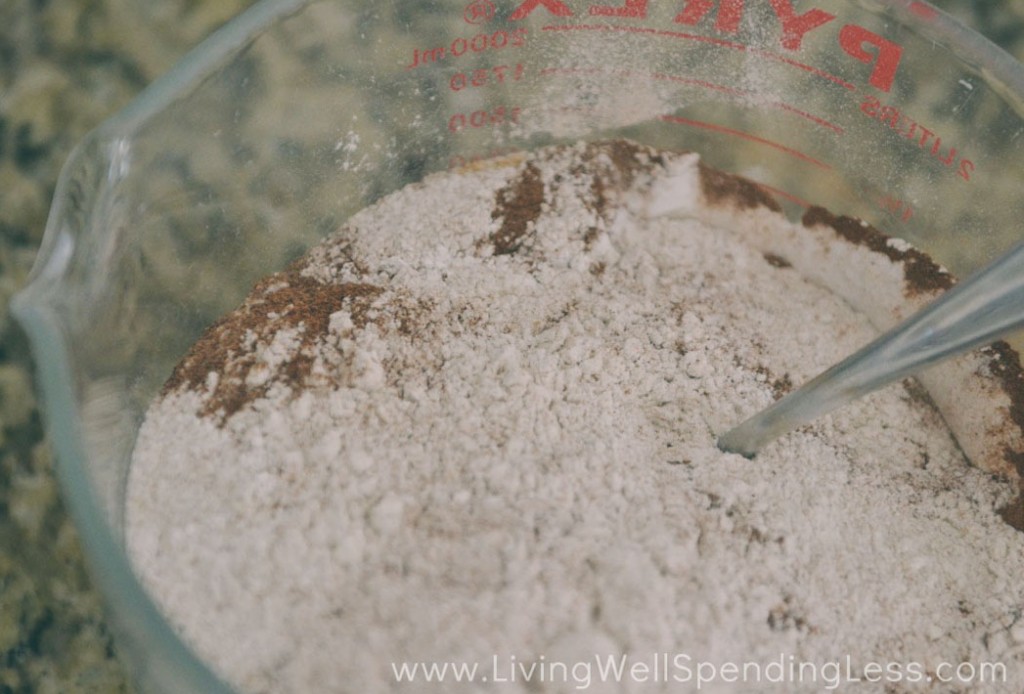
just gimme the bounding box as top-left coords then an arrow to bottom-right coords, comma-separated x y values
11,1 -> 1024,691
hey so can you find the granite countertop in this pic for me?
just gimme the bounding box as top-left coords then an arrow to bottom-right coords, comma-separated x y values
0,1 -> 1023,692
0,3 -> 256,691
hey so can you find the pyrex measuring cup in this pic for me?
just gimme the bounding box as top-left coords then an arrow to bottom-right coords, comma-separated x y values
11,1 -> 1024,692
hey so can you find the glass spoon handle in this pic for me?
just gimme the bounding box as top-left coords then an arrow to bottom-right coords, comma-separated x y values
718,240 -> 1024,458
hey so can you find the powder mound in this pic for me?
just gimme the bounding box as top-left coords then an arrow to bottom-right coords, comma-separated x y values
129,141 -> 1024,694
480,140 -> 668,262
164,267 -> 431,422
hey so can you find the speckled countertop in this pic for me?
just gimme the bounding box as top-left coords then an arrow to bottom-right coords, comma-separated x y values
0,1 -> 1023,692
0,3 -> 257,691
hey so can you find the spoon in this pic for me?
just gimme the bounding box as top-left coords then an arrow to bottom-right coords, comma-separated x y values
717,239 -> 1024,458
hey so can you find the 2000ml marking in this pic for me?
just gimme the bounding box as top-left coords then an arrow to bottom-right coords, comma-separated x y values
407,28 -> 528,69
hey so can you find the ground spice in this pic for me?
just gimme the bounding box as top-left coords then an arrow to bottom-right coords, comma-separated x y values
802,206 -> 956,297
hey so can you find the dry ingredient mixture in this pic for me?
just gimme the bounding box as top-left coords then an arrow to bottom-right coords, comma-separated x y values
127,142 -> 1024,693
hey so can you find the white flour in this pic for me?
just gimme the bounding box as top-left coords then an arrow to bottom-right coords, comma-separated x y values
126,142 -> 1024,693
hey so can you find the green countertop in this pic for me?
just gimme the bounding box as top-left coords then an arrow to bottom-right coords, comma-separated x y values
0,1 -> 1022,692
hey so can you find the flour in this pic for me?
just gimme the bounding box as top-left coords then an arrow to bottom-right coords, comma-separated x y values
126,141 -> 1024,693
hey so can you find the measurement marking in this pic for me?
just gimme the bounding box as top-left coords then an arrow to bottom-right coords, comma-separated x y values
772,102 -> 843,134
660,114 -> 831,170
541,24 -> 857,91
539,66 -> 844,134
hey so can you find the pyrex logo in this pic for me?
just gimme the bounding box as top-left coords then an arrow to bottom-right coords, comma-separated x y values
506,0 -> 903,92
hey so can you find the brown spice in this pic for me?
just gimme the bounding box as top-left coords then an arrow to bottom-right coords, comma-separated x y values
698,163 -> 782,213
588,170 -> 608,219
163,270 -> 383,422
771,374 -> 793,399
998,495 -> 1024,532
801,207 -> 955,298
484,141 -> 674,258
489,161 -> 545,255
574,141 -> 657,237
979,341 -> 1024,481
600,138 -> 666,188
485,142 -> 650,257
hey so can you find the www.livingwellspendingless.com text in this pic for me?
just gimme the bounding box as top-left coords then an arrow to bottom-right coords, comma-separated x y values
391,652 -> 1007,690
